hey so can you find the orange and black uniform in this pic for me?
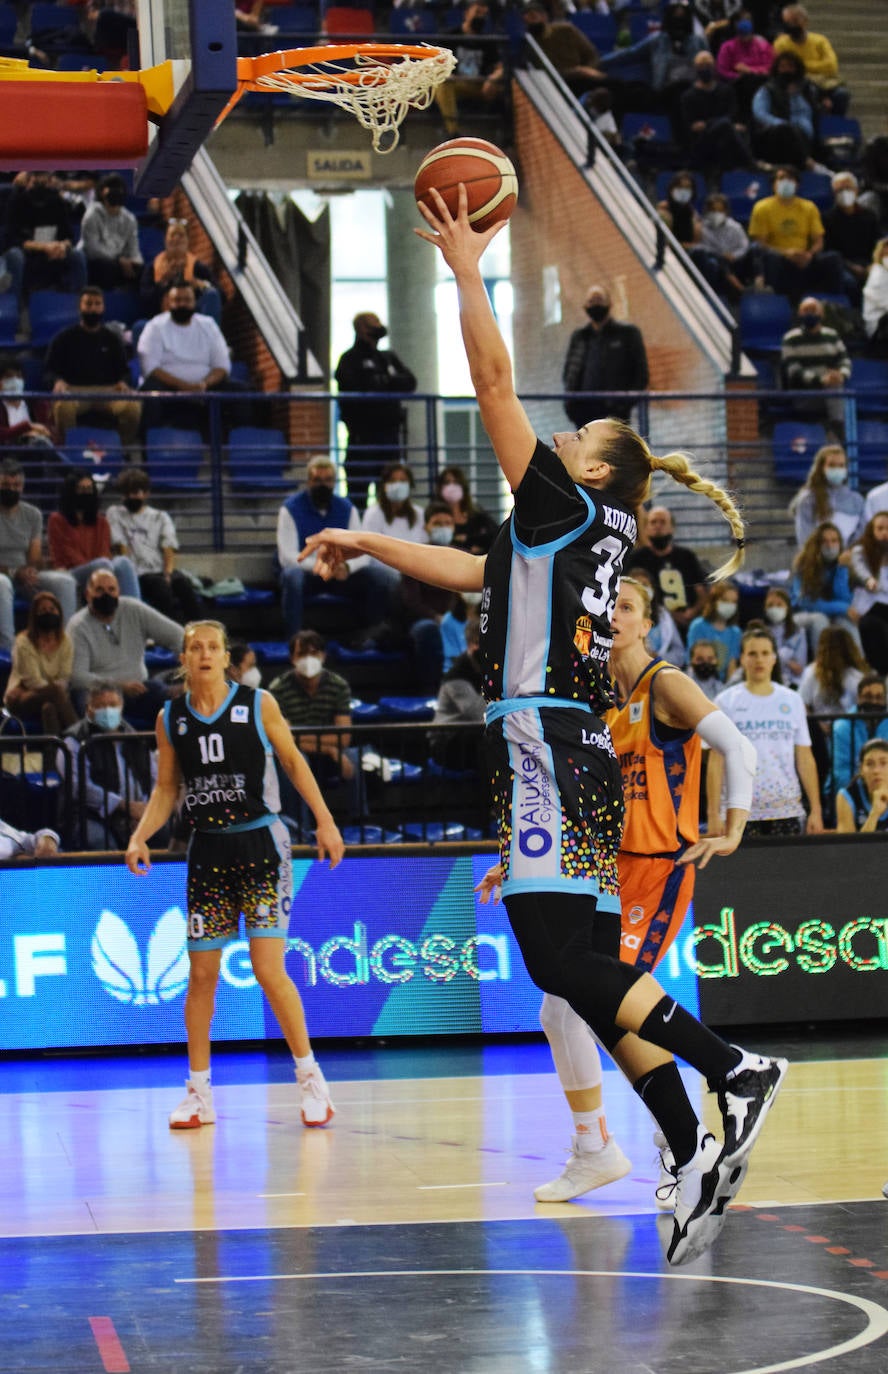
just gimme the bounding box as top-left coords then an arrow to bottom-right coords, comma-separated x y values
606,658 -> 702,970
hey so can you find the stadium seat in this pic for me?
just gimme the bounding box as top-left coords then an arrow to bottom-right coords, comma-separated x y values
28,290 -> 81,348
101,289 -> 140,328
271,4 -> 320,34
341,824 -> 404,845
388,6 -> 436,35
817,113 -> 862,170
797,169 -> 833,212
628,9 -> 661,42
144,426 -> 207,491
62,425 -> 123,482
772,420 -> 828,483
322,5 -> 374,36
137,224 -> 165,261
377,696 -> 436,722
739,292 -> 793,353
0,292 -> 18,347
619,113 -> 676,169
850,357 -> 888,416
856,420 -> 888,487
572,11 -> 617,52
226,424 -> 292,491
720,168 -> 767,224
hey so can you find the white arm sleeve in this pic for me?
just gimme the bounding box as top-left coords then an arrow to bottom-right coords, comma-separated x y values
695,710 -> 757,812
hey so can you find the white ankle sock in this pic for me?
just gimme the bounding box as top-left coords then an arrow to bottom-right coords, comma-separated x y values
189,1068 -> 211,1093
295,1053 -> 317,1075
573,1108 -> 608,1152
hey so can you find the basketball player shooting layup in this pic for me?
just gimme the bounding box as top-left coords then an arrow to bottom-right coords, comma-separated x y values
125,619 -> 344,1131
302,185 -> 787,1266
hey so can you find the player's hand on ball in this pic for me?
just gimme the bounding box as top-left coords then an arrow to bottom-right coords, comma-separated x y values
474,862 -> 503,904
415,184 -> 505,268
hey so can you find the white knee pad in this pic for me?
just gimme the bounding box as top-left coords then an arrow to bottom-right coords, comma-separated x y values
539,993 -> 603,1092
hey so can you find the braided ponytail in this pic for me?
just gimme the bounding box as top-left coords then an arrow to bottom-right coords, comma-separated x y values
650,451 -> 746,580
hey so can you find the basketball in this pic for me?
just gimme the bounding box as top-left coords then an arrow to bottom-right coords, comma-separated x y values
414,138 -> 518,233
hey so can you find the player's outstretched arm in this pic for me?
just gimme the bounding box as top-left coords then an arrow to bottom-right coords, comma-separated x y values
301,527 -> 485,592
415,185 -> 536,492
125,714 -> 182,874
261,691 -> 345,869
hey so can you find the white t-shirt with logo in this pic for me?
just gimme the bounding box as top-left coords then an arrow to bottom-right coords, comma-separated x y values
715,681 -> 811,820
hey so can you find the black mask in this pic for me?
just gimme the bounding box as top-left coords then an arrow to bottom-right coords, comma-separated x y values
309,484 -> 334,511
526,20 -> 546,38
368,324 -> 387,342
35,612 -> 61,633
860,700 -> 886,715
586,304 -> 609,323
75,493 -> 98,518
123,496 -> 145,513
80,311 -> 104,329
649,532 -> 672,551
91,592 -> 118,616
784,23 -> 804,40
0,488 -> 20,508
799,313 -> 820,331
104,190 -> 126,207
693,662 -> 718,681
774,70 -> 794,86
170,307 -> 195,324
469,15 -> 486,32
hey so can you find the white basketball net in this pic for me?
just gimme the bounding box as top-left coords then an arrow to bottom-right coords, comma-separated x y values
254,46 -> 456,153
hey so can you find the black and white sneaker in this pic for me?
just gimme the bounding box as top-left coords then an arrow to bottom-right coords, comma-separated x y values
716,1052 -> 788,1166
666,1128 -> 749,1267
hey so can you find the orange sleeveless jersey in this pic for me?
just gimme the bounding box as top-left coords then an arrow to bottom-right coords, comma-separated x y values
606,659 -> 702,856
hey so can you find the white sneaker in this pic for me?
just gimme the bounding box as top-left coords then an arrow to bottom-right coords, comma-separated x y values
653,1130 -> 676,1212
297,1063 -> 335,1127
534,1135 -> 631,1203
169,1080 -> 215,1130
666,1127 -> 729,1266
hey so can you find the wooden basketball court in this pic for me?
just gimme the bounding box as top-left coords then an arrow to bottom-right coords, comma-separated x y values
2,1035 -> 887,1371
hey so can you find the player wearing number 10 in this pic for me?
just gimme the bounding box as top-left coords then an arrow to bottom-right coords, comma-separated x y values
302,185 -> 787,1266
125,620 -> 344,1131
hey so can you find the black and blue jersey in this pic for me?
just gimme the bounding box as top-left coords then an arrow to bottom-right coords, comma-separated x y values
164,684 -> 280,832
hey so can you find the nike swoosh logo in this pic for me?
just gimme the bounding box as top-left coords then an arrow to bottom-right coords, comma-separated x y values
663,1002 -> 677,1024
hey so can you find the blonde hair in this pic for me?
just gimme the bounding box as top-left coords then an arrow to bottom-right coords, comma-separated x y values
619,575 -> 654,622
179,620 -> 230,682
648,451 -> 746,581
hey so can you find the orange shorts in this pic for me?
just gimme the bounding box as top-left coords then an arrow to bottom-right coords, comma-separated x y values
617,852 -> 695,971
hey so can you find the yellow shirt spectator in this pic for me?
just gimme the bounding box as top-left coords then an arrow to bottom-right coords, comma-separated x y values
772,30 -> 839,88
748,194 -> 824,254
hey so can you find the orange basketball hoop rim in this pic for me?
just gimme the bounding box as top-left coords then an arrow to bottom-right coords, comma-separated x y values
217,43 -> 457,153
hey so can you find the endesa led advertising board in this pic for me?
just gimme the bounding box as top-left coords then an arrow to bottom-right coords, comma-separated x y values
0,838 -> 883,1053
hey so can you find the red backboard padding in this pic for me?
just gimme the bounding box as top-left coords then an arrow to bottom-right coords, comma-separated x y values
0,81 -> 148,168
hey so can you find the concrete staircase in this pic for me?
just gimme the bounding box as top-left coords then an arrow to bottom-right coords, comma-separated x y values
808,1 -> 885,139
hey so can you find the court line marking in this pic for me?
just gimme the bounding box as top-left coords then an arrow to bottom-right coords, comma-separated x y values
88,1316 -> 130,1373
172,1268 -> 888,1373
416,1182 -> 509,1190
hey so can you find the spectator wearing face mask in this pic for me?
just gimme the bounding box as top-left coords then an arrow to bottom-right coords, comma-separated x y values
269,630 -> 361,818
227,641 -> 262,689
3,170 -> 87,296
138,218 -> 221,324
0,457 -> 78,651
750,53 -> 820,171
0,356 -> 57,450
77,173 -> 142,290
789,444 -> 864,550
716,10 -> 774,116
361,461 -> 427,598
831,674 -> 888,797
679,49 -> 754,172
749,168 -> 845,300
862,237 -> 888,353
562,284 -> 649,428
822,174 -> 880,308
106,467 -> 203,624
848,513 -> 888,676
435,2 -> 503,137
276,456 -> 390,637
137,282 -> 247,436
660,172 -> 735,298
686,638 -> 723,702
790,521 -> 857,654
625,505 -> 706,636
687,581 -> 742,680
772,3 -> 849,116
45,286 -> 140,448
3,589 -> 78,732
47,469 -> 140,600
761,586 -> 807,687
780,301 -> 850,434
333,311 -> 417,512
599,1 -> 708,118
434,464 -> 499,555
700,193 -> 759,293
61,682 -> 158,849
67,566 -> 183,723
390,502 -> 459,692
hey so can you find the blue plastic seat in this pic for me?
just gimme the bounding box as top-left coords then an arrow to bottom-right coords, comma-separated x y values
857,420 -> 888,487
0,7 -> 16,44
144,646 -> 177,671
387,7 -> 436,35
572,11 -> 617,52
772,421 -> 828,483
620,112 -> 675,167
137,225 -> 165,261
817,113 -> 862,168
341,824 -> 404,845
272,4 -> 320,34
720,168 -> 768,224
101,289 -> 140,327
850,357 -> 888,416
0,292 -> 18,347
212,587 -> 276,609
797,170 -> 833,212
253,641 -> 292,666
739,293 -> 793,353
145,426 -> 207,491
226,424 -> 291,491
28,290 -> 80,348
62,425 -> 124,481
377,695 -> 436,721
